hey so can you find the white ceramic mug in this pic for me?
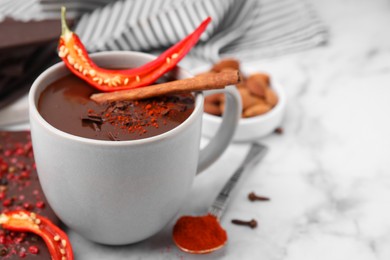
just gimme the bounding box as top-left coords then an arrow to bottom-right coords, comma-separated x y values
29,51 -> 241,245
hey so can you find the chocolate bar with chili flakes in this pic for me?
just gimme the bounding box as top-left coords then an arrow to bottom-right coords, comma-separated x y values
0,131 -> 60,259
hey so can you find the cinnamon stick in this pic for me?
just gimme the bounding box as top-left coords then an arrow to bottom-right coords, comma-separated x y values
90,70 -> 240,103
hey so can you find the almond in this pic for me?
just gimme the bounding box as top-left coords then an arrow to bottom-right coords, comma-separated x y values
246,73 -> 270,98
235,76 -> 247,89
211,58 -> 240,72
239,88 -> 264,110
243,103 -> 271,117
220,102 -> 225,114
265,88 -> 278,107
205,93 -> 224,105
204,101 -> 222,116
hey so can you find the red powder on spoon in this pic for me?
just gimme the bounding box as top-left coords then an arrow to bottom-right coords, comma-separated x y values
172,214 -> 227,254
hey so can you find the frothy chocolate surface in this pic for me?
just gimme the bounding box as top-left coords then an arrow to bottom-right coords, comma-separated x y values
38,74 -> 195,141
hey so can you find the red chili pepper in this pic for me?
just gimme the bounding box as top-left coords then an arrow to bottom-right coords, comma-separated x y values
58,6 -> 211,92
0,210 -> 74,260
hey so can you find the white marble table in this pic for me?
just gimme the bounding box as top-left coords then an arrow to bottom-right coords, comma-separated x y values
2,0 -> 390,259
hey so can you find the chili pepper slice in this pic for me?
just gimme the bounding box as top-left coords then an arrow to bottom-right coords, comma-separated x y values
58,6 -> 211,92
0,210 -> 74,260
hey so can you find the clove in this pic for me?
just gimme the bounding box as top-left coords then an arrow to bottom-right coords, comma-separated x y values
231,219 -> 257,229
274,127 -> 284,134
248,192 -> 270,202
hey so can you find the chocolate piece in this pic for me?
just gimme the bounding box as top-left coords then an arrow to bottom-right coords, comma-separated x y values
38,74 -> 195,141
0,42 -> 59,109
0,18 -> 71,109
0,18 -> 60,51
0,131 -> 60,259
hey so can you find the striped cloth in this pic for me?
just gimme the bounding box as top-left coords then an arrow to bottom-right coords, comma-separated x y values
0,0 -> 327,62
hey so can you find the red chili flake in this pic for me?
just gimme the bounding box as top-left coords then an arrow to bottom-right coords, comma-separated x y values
28,246 -> 39,254
36,201 -> 45,209
14,236 -> 25,244
3,198 -> 12,207
10,158 -> 17,164
4,150 -> 12,157
0,191 -> 5,199
19,250 -> 27,258
20,171 -> 30,179
23,203 -> 32,210
0,165 -> 7,173
0,235 -> 6,244
24,142 -> 33,153
25,181 -> 32,188
16,162 -> 26,170
15,148 -> 25,156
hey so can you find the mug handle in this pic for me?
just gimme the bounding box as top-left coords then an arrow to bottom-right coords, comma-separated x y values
197,85 -> 242,173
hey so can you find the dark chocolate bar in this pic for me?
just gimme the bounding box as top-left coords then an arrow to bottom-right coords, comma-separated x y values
0,18 -> 76,109
0,18 -> 60,51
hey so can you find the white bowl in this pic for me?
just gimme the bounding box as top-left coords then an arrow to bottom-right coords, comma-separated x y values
202,78 -> 286,142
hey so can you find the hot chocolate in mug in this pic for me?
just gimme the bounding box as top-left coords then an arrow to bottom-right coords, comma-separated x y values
29,51 -> 241,245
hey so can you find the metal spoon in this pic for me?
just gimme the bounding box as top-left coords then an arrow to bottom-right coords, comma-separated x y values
173,143 -> 268,254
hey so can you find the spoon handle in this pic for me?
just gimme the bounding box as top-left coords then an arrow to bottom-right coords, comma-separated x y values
208,143 -> 268,219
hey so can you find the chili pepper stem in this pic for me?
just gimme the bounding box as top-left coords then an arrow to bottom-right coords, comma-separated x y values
61,6 -> 72,41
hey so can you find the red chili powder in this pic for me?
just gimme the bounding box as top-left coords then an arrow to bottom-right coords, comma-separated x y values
173,214 -> 227,253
